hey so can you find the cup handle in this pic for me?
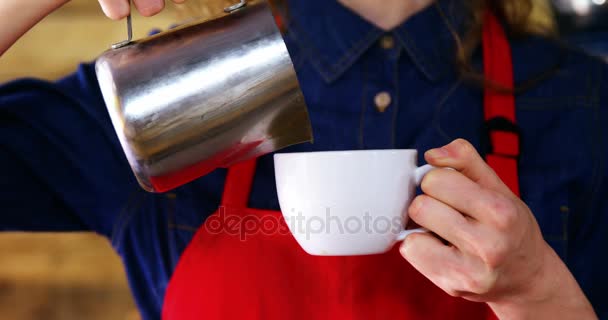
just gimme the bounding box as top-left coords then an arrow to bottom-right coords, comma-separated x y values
396,164 -> 436,242
396,228 -> 428,241
414,164 -> 435,185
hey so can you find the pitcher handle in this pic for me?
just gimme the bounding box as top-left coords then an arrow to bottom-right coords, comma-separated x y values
111,0 -> 247,50
111,1 -> 133,49
224,0 -> 248,13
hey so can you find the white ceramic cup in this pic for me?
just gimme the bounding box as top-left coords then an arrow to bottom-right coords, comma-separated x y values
274,150 -> 433,256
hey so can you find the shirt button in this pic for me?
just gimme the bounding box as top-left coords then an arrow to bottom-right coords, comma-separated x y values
380,35 -> 395,50
374,91 -> 392,113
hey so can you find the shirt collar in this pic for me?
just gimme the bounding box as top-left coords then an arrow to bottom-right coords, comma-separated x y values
285,0 -> 471,83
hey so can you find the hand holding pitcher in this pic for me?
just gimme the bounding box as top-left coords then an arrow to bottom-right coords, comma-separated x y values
98,0 -> 182,20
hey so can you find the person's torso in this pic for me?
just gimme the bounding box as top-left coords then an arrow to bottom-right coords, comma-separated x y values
108,1 -> 608,318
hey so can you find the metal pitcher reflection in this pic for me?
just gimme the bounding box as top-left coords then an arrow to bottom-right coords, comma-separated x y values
95,0 -> 312,193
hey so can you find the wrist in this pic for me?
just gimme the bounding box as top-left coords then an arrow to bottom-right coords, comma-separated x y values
489,244 -> 597,319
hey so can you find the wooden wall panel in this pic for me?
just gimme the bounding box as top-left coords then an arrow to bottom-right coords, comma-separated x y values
0,1 -> 188,319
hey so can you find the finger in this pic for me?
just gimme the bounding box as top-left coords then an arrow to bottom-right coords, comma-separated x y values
399,233 -> 464,295
402,233 -> 501,298
421,168 -> 516,225
99,0 -> 130,20
425,139 -> 512,196
133,0 -> 165,17
408,195 -> 475,251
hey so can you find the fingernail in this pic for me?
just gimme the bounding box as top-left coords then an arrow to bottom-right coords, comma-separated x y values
100,1 -> 130,20
425,147 -> 449,159
410,196 -> 423,213
399,241 -> 410,257
139,0 -> 165,17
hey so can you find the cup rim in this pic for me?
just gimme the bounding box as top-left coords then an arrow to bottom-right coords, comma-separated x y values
274,149 -> 418,159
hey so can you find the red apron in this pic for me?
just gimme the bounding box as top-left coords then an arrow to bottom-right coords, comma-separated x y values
162,11 -> 519,320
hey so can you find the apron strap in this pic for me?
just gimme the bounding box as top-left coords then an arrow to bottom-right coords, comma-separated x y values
220,12 -> 520,207
220,159 -> 257,208
482,11 -> 521,197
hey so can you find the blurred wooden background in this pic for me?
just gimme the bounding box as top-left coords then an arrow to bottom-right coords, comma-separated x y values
0,1 -> 183,320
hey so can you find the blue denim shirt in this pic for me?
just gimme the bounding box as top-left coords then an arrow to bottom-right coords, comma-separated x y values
1,0 -> 607,319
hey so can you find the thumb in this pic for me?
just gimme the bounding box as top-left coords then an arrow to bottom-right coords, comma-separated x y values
424,139 -> 513,196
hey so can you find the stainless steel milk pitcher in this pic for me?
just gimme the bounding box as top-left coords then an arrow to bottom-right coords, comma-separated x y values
95,0 -> 312,193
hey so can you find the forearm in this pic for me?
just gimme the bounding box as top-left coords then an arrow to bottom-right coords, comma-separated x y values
489,247 -> 597,319
0,0 -> 68,56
